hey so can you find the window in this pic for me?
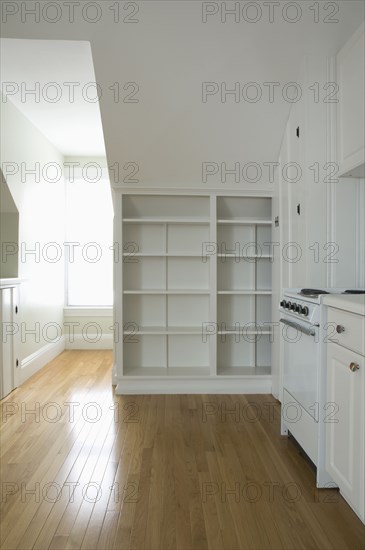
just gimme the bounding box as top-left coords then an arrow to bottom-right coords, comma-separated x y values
65,178 -> 113,306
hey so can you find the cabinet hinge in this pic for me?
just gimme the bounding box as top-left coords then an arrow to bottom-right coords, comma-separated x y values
16,359 -> 19,368
296,126 -> 300,138
297,204 -> 301,215
15,306 -> 18,314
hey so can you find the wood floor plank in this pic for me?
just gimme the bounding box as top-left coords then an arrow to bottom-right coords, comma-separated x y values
144,397 -> 167,550
1,351 -> 364,550
96,510 -> 120,550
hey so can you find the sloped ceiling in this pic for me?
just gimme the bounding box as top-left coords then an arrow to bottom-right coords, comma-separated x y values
1,1 -> 364,186
0,40 -> 106,156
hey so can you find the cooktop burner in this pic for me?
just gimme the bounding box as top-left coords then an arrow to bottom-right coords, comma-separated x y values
284,288 -> 365,303
299,289 -> 330,298
299,288 -> 365,298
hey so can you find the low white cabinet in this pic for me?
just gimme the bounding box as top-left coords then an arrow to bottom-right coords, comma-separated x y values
0,280 -> 20,399
325,302 -> 365,523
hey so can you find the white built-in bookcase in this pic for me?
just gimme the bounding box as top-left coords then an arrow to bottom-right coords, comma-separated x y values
114,191 -> 272,394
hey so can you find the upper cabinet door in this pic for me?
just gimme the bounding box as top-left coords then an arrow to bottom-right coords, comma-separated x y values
337,22 -> 365,178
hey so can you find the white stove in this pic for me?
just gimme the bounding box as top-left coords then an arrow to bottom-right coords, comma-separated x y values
280,288 -> 365,325
280,287 -> 365,487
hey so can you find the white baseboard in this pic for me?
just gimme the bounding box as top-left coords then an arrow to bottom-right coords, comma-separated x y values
112,362 -> 118,385
115,376 -> 272,395
20,337 -> 66,384
65,333 -> 113,350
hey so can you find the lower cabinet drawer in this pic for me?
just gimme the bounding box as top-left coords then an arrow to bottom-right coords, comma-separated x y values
327,307 -> 365,355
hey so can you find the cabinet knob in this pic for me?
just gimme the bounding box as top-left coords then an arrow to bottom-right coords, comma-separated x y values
336,325 -> 345,333
349,362 -> 360,372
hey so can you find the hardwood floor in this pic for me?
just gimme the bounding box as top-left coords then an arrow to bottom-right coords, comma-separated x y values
1,351 -> 364,550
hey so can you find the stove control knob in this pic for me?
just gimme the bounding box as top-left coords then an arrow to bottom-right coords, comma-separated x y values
302,306 -> 309,316
297,305 -> 303,314
290,303 -> 296,311
280,300 -> 287,308
286,302 -> 292,309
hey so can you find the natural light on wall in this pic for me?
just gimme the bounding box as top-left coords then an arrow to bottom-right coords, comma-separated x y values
1,39 -> 112,306
66,176 -> 113,307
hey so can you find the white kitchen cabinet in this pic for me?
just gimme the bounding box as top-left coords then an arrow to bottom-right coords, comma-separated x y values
325,306 -> 365,523
274,57 -> 330,401
337,22 -> 365,178
278,56 -> 329,290
114,191 -> 272,394
0,281 -> 20,399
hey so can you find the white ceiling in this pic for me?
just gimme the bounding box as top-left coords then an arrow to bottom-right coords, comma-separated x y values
0,39 -> 106,156
0,2 -> 364,180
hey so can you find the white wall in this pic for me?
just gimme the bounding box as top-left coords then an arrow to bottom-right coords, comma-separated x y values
0,98 -> 65,377
63,313 -> 113,350
0,174 -> 19,278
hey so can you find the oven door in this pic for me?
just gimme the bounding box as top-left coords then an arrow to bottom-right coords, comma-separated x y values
280,316 -> 320,420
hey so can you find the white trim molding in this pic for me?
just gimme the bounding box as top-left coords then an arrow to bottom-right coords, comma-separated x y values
356,181 -> 365,288
63,307 -> 113,317
114,186 -> 273,197
112,362 -> 118,386
326,56 -> 337,288
115,376 -> 272,395
20,337 -> 66,384
65,333 -> 113,350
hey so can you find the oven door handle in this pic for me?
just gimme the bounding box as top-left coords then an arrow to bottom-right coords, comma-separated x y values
280,318 -> 316,337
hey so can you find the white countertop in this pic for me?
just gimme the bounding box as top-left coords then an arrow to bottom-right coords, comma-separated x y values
0,278 -> 23,289
323,294 -> 365,316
